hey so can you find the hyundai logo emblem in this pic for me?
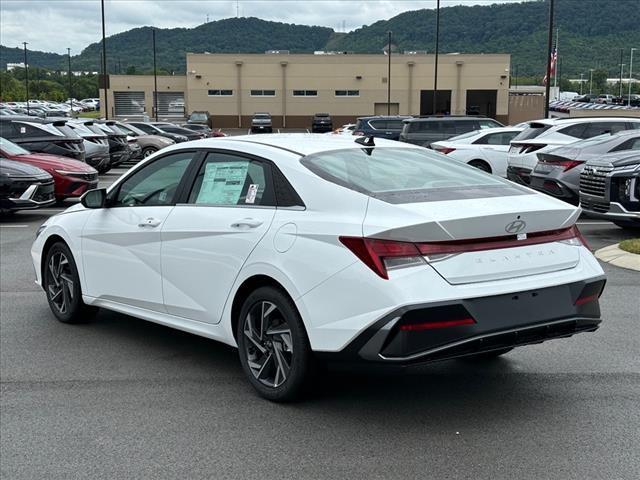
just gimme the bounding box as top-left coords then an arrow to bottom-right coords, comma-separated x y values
505,220 -> 526,234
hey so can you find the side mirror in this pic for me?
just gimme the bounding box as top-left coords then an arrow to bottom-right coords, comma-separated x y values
80,188 -> 107,209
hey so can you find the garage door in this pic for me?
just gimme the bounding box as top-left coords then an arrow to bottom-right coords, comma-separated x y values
114,91 -> 145,117
157,92 -> 185,117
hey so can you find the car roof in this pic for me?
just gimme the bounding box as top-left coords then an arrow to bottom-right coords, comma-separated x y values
529,117 -> 640,127
358,115 -> 412,121
171,133 -> 422,156
406,116 -> 493,122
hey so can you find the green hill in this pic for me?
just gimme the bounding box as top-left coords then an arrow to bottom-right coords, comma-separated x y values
1,0 -> 638,78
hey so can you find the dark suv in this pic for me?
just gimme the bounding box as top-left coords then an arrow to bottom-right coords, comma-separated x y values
353,116 -> 412,141
0,117 -> 85,161
399,116 -> 503,147
312,113 -> 333,133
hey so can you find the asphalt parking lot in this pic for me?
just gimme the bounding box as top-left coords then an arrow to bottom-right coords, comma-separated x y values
1,168 -> 639,479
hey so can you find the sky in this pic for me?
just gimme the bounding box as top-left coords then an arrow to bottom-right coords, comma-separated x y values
1,0 -> 529,55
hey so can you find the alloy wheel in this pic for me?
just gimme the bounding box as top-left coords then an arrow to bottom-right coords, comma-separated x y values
46,252 -> 74,314
242,301 -> 293,388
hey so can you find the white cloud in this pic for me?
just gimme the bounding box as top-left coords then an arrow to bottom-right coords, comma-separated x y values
0,0 -> 527,54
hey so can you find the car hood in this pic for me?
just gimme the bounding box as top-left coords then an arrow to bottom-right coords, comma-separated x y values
8,153 -> 96,172
587,152 -> 640,168
0,158 -> 51,178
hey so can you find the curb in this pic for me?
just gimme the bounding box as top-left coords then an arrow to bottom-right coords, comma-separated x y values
595,244 -> 640,272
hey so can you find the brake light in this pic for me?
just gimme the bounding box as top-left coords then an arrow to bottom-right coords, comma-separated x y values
339,225 -> 588,279
538,158 -> 584,172
435,147 -> 456,154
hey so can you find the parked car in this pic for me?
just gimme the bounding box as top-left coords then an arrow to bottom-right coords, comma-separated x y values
65,120 -> 111,172
530,130 -> 640,205
353,116 -> 412,140
327,123 -> 356,136
32,134 -> 605,401
430,126 -> 525,176
507,117 -> 640,186
595,94 -> 615,105
251,112 -> 273,133
0,137 -> 98,201
88,121 -> 132,172
187,111 -> 210,125
399,116 -> 503,146
0,158 -> 55,212
113,122 -> 175,159
574,94 -> 599,103
126,121 -> 189,143
150,122 -> 206,141
311,113 -> 333,133
0,117 -> 85,162
580,151 -> 639,229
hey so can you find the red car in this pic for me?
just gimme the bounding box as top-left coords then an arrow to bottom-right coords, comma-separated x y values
0,137 -> 98,201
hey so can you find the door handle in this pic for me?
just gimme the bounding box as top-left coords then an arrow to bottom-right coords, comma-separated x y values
231,218 -> 263,229
138,217 -> 162,228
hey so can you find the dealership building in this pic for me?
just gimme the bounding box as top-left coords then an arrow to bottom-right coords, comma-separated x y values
101,52 -> 512,127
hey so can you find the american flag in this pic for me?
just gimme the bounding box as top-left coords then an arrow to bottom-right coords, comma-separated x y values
542,47 -> 557,86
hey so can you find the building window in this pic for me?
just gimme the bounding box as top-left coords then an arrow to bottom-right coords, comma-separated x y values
208,89 -> 233,96
250,90 -> 276,96
292,90 -> 318,97
335,90 -> 360,97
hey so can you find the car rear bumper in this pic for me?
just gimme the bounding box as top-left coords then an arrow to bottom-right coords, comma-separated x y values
580,198 -> 640,222
322,277 -> 605,366
530,173 -> 579,204
507,166 -> 533,185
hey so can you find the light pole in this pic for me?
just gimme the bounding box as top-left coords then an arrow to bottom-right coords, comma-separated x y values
22,42 -> 29,114
387,31 -> 391,116
543,0 -> 554,118
67,48 -> 73,113
629,48 -> 637,107
153,28 -> 158,121
101,0 -> 108,119
432,0 -> 440,114
589,69 -> 594,95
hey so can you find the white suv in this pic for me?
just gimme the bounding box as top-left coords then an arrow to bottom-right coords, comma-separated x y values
507,117 -> 640,185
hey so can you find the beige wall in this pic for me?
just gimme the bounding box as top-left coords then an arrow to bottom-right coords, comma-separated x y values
104,53 -> 511,126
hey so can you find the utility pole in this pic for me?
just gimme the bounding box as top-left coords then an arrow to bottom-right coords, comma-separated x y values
67,48 -> 73,113
619,49 -> 624,98
22,42 -> 30,113
433,0 -> 440,115
543,0 -> 554,118
629,48 -> 637,107
387,31 -> 392,116
580,73 -> 584,95
153,28 -> 158,121
589,68 -> 594,95
101,0 -> 109,119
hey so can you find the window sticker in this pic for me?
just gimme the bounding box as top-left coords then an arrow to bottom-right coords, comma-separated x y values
245,184 -> 258,204
196,161 -> 248,205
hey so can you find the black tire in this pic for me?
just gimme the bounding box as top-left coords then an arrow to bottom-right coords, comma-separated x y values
236,286 -> 314,402
142,147 -> 158,158
461,348 -> 513,361
43,242 -> 98,324
468,159 -> 492,173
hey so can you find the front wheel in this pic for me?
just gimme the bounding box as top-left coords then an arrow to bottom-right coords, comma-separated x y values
43,242 -> 98,323
468,159 -> 492,173
142,147 -> 158,158
236,286 -> 314,402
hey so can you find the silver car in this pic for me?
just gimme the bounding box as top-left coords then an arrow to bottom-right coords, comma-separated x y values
530,130 -> 640,205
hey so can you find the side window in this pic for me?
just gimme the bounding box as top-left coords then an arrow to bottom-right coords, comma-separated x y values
0,122 -> 17,137
188,153 -> 274,207
387,120 -> 404,130
478,120 -> 501,129
455,121 -> 477,134
369,120 -> 386,130
113,151 -> 194,207
132,123 -> 153,134
560,124 -> 588,139
583,122 -> 626,138
610,137 -> 640,152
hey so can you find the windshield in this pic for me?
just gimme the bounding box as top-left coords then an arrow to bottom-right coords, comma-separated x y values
189,113 -> 208,121
512,123 -> 553,141
301,147 -> 519,203
118,123 -> 146,136
0,137 -> 30,155
447,130 -> 482,141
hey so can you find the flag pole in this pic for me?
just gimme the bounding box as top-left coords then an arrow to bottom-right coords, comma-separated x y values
544,0 -> 554,118
553,28 -> 559,89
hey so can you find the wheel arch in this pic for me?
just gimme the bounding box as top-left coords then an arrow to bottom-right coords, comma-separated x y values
468,158 -> 492,173
230,274 -> 299,344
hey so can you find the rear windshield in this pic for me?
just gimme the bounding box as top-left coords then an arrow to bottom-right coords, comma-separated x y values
512,123 -> 552,141
301,147 -> 524,204
189,113 -> 208,121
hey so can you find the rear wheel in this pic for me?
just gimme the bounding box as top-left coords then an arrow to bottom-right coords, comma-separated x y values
43,242 -> 98,324
468,159 -> 492,173
142,147 -> 158,158
236,286 -> 314,402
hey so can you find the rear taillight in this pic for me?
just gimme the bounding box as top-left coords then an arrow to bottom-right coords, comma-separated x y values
538,158 -> 584,172
339,225 -> 589,279
435,147 -> 456,154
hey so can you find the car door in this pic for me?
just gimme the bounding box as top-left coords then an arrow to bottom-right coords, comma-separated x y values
81,150 -> 198,311
160,151 -> 277,323
475,130 -> 521,176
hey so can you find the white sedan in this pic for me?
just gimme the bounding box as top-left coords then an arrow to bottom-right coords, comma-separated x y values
431,126 -> 524,177
32,134 -> 605,401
